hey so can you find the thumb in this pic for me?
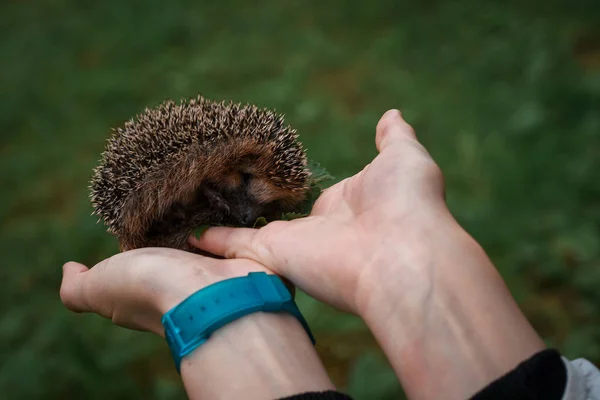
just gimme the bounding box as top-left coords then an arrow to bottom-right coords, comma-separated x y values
190,224 -> 292,275
60,261 -> 91,313
189,226 -> 268,263
375,109 -> 417,152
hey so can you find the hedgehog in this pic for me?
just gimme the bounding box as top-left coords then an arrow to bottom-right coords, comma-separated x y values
90,95 -> 311,252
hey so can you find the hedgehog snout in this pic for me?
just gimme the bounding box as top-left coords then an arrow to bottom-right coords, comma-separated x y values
239,207 -> 259,227
225,194 -> 260,227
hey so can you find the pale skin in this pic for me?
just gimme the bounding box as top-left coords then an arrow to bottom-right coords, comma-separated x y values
60,110 -> 546,400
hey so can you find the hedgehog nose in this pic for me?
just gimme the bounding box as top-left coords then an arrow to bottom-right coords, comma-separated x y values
240,211 -> 255,227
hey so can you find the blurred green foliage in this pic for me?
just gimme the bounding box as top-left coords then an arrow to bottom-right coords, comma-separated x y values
1,0 -> 599,399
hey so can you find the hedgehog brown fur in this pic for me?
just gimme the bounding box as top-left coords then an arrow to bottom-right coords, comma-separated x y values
90,95 -> 311,252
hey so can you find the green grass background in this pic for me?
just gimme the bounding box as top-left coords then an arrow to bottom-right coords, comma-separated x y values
1,0 -> 599,398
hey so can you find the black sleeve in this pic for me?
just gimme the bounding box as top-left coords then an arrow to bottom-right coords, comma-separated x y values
279,390 -> 354,400
279,349 -> 567,400
470,348 -> 567,399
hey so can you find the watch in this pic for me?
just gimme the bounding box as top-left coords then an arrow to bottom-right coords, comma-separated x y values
161,271 -> 316,372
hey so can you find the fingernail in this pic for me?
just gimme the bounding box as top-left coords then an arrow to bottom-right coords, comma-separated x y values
383,109 -> 401,120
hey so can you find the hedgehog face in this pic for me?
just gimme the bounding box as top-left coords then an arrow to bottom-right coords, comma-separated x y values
142,168 -> 295,250
201,173 -> 284,227
200,156 -> 302,227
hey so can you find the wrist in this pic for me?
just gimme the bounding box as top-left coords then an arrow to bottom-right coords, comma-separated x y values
180,312 -> 334,399
355,206 -> 461,319
156,271 -> 331,399
357,211 -> 545,399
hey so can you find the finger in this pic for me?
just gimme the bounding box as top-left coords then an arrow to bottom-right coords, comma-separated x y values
189,226 -> 261,260
60,261 -> 91,313
375,109 -> 417,152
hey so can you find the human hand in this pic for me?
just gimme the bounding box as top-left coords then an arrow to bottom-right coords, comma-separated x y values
191,109 -> 452,315
59,249 -> 334,399
192,110 -> 546,399
59,248 -> 271,337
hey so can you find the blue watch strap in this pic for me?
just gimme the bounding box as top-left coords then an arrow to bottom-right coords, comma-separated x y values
162,272 -> 315,372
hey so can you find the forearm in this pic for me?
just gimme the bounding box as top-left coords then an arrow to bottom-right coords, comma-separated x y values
360,212 -> 545,400
179,312 -> 335,400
